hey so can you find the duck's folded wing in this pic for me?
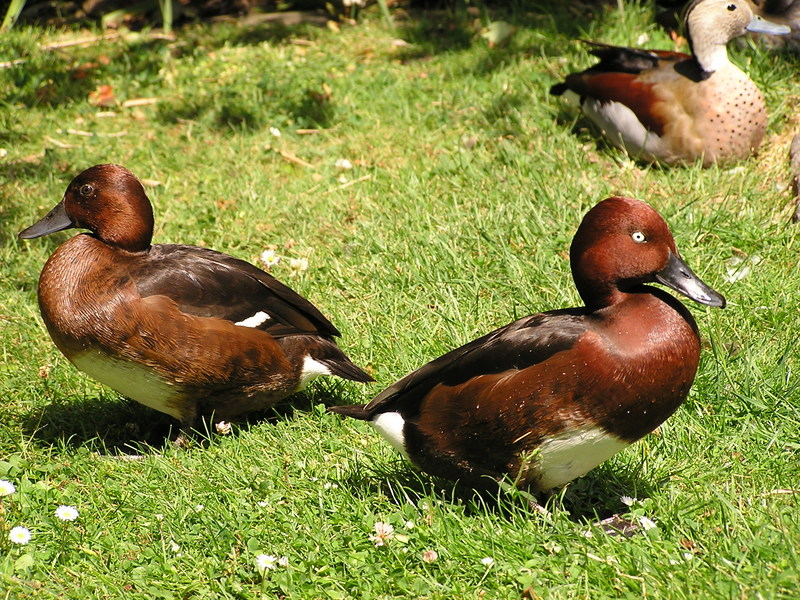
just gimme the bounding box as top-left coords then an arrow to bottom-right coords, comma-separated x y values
554,69 -> 669,136
362,309 -> 589,415
131,244 -> 340,338
583,41 -> 688,73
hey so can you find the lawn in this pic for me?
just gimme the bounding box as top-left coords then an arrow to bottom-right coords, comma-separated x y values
0,1 -> 799,597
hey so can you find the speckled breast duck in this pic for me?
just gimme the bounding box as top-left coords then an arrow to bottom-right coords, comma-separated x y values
330,197 -> 725,493
551,0 -> 790,166
19,164 -> 373,438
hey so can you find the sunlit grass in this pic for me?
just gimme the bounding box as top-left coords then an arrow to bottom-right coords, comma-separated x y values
1,2 -> 798,597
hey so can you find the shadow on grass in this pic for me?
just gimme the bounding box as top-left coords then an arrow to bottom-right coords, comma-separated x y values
1,1 -> 622,135
1,36 -> 173,109
19,395 -> 184,455
16,376 -> 359,456
394,0 -> 621,62
2,17 -> 330,123
342,454 -> 662,526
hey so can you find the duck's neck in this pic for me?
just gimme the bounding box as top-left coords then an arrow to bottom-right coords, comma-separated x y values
692,42 -> 730,74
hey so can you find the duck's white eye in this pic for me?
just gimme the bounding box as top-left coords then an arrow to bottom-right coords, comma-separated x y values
631,231 -> 647,243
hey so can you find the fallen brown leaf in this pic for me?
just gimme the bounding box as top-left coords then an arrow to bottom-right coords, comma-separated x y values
88,84 -> 116,107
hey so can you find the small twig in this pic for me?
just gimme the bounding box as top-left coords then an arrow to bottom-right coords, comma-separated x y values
10,152 -> 45,164
66,129 -> 128,138
272,144 -> 314,169
44,136 -> 79,149
40,32 -> 122,51
231,11 -> 328,27
43,31 -> 175,51
323,174 -> 372,195
0,59 -> 26,69
759,488 -> 799,497
274,148 -> 314,168
122,98 -> 158,108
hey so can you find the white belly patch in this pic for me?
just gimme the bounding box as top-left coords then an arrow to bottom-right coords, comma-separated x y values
533,426 -> 630,491
71,351 -> 185,420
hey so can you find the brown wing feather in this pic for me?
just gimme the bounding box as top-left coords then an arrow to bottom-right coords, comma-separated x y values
565,72 -> 668,136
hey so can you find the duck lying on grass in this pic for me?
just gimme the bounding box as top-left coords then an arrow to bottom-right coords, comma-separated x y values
551,0 -> 790,166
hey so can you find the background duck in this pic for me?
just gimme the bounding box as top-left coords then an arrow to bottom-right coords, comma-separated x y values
753,0 -> 800,40
550,0 -> 790,166
19,164 -> 373,442
331,197 -> 725,494
658,0 -> 800,48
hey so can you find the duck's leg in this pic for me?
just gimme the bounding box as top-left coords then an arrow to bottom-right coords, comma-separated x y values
528,497 -> 551,517
172,407 -> 200,448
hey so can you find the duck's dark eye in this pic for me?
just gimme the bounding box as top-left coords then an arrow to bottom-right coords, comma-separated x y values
631,231 -> 647,243
727,3 -> 737,11
79,184 -> 94,196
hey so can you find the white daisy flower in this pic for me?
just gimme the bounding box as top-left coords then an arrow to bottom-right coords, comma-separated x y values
480,557 -> 494,567
639,516 -> 657,531
255,554 -> 278,572
9,526 -> 31,545
0,479 -> 15,496
55,505 -> 79,521
289,257 -> 309,275
335,158 -> 353,169
260,249 -> 280,269
214,421 -> 232,435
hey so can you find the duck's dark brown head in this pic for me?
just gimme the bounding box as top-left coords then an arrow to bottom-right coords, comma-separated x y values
569,196 -> 725,311
19,164 -> 155,253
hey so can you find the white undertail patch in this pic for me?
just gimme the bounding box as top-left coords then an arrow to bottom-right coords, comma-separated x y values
370,411 -> 410,460
235,311 -> 271,328
297,355 -> 333,388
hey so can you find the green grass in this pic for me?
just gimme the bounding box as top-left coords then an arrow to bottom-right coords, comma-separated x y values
1,1 -> 799,597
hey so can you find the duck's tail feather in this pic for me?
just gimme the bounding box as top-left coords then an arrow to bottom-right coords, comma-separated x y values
320,358 -> 374,383
327,403 -> 372,420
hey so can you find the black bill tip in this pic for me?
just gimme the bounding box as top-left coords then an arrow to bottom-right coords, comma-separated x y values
18,200 -> 74,240
655,252 -> 726,309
